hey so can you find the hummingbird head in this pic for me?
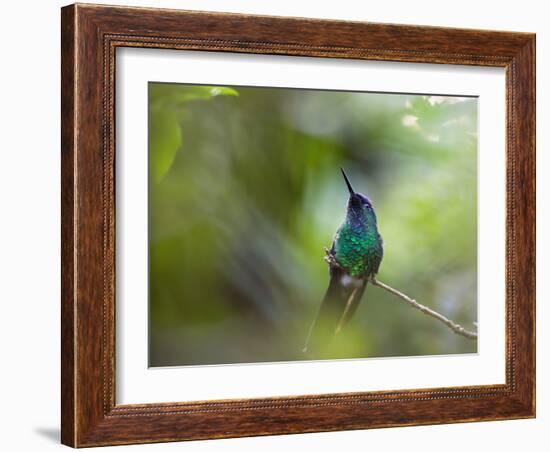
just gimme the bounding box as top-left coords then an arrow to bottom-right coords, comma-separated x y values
341,168 -> 374,214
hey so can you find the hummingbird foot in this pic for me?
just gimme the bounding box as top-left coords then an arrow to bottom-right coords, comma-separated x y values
324,247 -> 342,269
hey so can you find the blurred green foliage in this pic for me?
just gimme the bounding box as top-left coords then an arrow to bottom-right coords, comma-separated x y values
149,85 -> 238,181
148,83 -> 477,366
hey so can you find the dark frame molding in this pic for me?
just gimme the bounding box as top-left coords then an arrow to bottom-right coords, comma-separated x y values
61,3 -> 535,447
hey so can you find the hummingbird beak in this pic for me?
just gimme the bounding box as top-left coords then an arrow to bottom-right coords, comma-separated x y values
341,168 -> 355,196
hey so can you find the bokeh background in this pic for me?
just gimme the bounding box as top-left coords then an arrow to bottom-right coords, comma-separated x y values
148,82 -> 477,366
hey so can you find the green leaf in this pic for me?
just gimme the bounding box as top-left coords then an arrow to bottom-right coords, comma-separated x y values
148,84 -> 238,182
208,86 -> 239,97
149,108 -> 182,183
149,84 -> 238,110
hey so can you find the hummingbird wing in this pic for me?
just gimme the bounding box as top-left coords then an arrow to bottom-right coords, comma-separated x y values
303,262 -> 367,354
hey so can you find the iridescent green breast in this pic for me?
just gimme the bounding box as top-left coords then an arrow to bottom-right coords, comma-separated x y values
334,222 -> 383,278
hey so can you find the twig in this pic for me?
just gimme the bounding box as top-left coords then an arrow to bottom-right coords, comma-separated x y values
370,278 -> 477,340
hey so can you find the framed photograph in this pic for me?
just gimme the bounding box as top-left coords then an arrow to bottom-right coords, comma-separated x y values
61,3 -> 535,447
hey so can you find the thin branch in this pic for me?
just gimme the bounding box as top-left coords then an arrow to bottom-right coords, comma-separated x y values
371,278 -> 477,340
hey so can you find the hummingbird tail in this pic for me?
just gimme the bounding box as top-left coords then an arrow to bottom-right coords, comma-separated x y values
335,280 -> 367,334
303,266 -> 367,355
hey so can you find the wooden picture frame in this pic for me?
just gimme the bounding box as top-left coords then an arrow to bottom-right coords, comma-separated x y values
61,3 -> 535,447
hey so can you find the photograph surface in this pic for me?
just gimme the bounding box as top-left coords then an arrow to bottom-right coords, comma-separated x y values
148,83 -> 478,367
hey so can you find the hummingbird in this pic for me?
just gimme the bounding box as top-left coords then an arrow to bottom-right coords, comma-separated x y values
303,169 -> 383,353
